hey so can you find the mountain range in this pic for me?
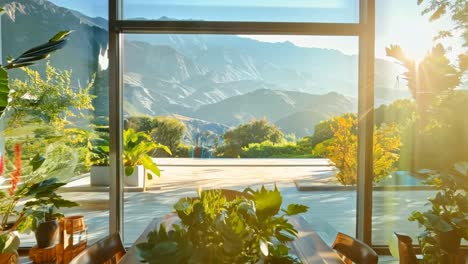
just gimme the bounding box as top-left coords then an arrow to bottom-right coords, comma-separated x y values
1,0 -> 410,139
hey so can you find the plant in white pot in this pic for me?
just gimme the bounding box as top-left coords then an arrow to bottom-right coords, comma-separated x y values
123,128 -> 171,189
86,131 -> 111,186
87,128 -> 171,188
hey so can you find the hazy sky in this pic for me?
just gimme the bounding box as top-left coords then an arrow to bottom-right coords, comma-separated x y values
49,0 -> 459,59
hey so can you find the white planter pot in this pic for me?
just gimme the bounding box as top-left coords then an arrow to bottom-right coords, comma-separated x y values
90,165 -> 151,188
90,166 -> 111,186
124,165 -> 145,187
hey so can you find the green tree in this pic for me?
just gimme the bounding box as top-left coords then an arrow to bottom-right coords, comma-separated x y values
4,64 -> 94,173
417,0 -> 468,47
6,64 -> 94,129
385,1 -> 467,171
152,117 -> 186,156
386,44 -> 463,110
374,99 -> 416,127
126,116 -> 157,133
220,119 -> 284,157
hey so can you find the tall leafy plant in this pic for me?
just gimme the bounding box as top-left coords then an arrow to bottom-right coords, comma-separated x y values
408,163 -> 468,263
123,128 -> 171,178
87,128 -> 171,179
0,7 -> 71,119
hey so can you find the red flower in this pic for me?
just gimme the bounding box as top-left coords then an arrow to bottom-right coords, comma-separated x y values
0,155 -> 4,176
9,144 -> 21,196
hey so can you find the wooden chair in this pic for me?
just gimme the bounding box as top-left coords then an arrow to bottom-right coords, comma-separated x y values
332,232 -> 378,264
394,232 -> 422,264
69,233 -> 126,264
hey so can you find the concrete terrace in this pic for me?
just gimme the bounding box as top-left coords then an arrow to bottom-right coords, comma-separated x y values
18,158 -> 436,251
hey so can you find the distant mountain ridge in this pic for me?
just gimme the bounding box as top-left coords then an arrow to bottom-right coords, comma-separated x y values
2,0 -> 410,138
193,89 -> 356,126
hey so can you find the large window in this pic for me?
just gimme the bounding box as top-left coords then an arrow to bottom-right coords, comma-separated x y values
122,34 -> 360,244
109,0 -> 376,247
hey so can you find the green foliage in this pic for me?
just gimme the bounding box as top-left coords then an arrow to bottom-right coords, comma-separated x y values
374,99 -> 416,127
137,186 -> 308,264
86,127 -> 172,178
418,0 -> 468,46
0,232 -> 20,254
173,144 -> 191,158
0,30 -> 71,118
2,63 -> 94,174
18,178 -> 79,232
86,132 -> 110,167
395,91 -> 468,171
152,117 -> 187,156
386,44 -> 462,108
240,141 -> 309,158
123,128 -> 171,178
7,64 -> 95,129
32,143 -> 79,183
307,114 -> 357,150
126,116 -> 186,157
0,144 -> 77,238
219,119 -> 284,157
408,163 -> 468,263
126,116 -> 156,133
308,119 -> 335,148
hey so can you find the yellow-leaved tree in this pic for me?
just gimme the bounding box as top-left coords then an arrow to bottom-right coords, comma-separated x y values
314,115 -> 400,185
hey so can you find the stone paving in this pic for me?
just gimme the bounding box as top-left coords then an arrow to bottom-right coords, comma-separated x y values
17,158 -> 442,253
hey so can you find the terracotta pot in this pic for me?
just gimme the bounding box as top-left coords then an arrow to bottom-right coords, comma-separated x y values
439,230 -> 461,254
0,253 -> 18,264
35,219 -> 58,248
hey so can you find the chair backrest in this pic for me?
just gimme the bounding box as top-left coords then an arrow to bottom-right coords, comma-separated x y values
69,233 -> 126,264
332,232 -> 378,264
394,232 -> 419,264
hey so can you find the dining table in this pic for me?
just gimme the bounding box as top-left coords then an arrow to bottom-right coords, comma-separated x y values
120,213 -> 345,264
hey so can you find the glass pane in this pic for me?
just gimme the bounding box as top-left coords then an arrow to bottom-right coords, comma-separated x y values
122,0 -> 359,23
2,0 -> 109,246
372,0 -> 467,251
122,34 -> 359,247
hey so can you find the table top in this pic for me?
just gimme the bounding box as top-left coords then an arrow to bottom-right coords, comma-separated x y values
120,213 -> 344,264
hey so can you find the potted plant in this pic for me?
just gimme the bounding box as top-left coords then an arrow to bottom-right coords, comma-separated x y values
20,178 -> 79,248
87,128 -> 171,188
408,162 -> 468,263
86,131 -> 111,186
0,143 -> 78,256
137,186 -> 309,264
123,128 -> 171,188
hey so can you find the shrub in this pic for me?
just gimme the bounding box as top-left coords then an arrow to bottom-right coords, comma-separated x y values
220,119 -> 284,157
240,141 -> 306,158
173,144 -> 191,158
